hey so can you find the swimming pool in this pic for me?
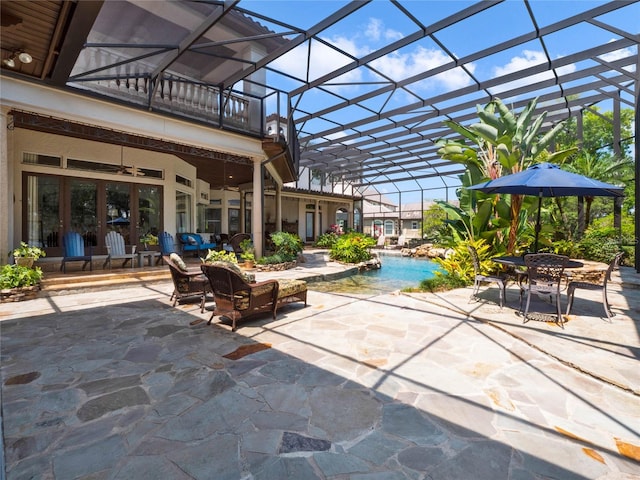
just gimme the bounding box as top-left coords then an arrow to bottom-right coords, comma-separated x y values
308,253 -> 442,294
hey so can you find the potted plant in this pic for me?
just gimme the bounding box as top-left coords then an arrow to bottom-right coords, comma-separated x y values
139,233 -> 158,251
11,242 -> 46,268
239,238 -> 255,268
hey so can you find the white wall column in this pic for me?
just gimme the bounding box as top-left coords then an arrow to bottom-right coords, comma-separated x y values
0,108 -> 12,263
239,191 -> 246,233
314,199 -> 320,240
252,160 -> 263,258
275,183 -> 282,232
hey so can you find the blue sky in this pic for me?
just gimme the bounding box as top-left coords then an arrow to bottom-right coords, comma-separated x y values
239,1 -> 639,202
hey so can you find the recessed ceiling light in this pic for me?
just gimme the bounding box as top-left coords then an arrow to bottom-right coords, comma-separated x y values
3,57 -> 15,68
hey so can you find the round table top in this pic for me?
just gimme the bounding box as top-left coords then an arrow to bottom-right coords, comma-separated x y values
493,255 -> 585,269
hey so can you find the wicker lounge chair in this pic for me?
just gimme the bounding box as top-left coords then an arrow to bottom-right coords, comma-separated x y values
164,254 -> 211,313
201,262 -> 307,331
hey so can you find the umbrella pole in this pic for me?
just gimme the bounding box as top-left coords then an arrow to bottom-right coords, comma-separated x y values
533,192 -> 542,253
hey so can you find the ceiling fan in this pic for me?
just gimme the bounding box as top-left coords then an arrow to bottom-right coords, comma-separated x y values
116,145 -> 134,175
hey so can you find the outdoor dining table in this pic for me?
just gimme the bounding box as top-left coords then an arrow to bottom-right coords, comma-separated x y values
493,256 -> 584,269
493,256 -> 610,287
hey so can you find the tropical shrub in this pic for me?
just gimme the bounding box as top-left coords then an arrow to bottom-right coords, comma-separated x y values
257,253 -> 287,265
0,264 -> 43,289
418,272 -> 469,292
258,231 -> 303,265
424,238 -> 502,292
239,238 -> 255,262
577,227 -> 629,264
315,232 -> 339,248
329,232 -> 376,263
203,249 -> 238,264
270,232 -> 303,262
551,240 -> 581,258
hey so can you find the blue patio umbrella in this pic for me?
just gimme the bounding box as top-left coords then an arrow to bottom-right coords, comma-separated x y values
107,216 -> 130,225
467,162 -> 624,252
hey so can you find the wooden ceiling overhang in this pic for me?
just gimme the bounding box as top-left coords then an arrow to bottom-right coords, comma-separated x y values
262,137 -> 296,185
9,109 -> 256,188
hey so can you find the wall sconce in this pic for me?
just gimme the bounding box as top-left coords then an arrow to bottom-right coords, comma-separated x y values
3,50 -> 32,68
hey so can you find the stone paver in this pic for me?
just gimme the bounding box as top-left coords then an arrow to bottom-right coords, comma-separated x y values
0,257 -> 639,479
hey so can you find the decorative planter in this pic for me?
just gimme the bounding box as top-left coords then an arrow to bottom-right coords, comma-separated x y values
0,284 -> 41,303
242,260 -> 255,269
15,257 -> 35,268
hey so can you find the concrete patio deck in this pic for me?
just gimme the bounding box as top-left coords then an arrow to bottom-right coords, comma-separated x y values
1,253 -> 638,479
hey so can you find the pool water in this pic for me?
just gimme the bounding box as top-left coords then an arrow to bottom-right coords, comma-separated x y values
308,253 -> 442,294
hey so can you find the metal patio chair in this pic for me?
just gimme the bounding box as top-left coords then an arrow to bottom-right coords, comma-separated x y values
566,252 -> 624,319
467,245 -> 508,308
520,253 -> 568,325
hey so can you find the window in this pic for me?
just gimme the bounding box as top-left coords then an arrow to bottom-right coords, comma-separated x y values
176,190 -> 192,233
411,221 -> 419,230
23,152 -> 61,167
228,208 -> 239,235
137,167 -> 163,179
176,174 -> 192,188
68,158 -> 132,175
384,220 -> 394,235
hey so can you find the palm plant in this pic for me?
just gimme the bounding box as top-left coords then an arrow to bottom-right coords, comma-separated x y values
563,152 -> 632,226
437,97 -> 576,253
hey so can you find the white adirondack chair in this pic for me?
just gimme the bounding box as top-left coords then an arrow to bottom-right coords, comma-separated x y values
104,231 -> 137,269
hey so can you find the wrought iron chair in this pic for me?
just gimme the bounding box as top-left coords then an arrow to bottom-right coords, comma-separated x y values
467,245 -> 508,308
60,232 -> 93,273
520,253 -> 568,325
163,254 -> 211,313
566,252 -> 624,319
103,231 -> 136,269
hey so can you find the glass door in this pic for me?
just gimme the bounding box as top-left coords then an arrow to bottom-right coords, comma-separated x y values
25,175 -> 62,250
69,179 -> 98,247
138,185 -> 162,247
23,173 -> 164,258
105,182 -> 131,243
305,212 -> 314,241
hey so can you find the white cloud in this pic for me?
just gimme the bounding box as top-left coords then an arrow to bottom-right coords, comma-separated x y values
371,46 -> 474,91
494,50 -> 546,77
365,18 -> 382,42
271,36 -> 365,88
599,42 -> 636,72
365,18 -> 403,42
489,50 -> 576,95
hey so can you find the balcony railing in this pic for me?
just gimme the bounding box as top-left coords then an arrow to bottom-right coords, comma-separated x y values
72,68 -> 259,134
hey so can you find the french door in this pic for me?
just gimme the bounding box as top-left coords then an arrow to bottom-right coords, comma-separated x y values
23,173 -> 162,256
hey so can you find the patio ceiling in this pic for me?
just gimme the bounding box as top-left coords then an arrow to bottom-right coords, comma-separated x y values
0,0 -> 638,196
